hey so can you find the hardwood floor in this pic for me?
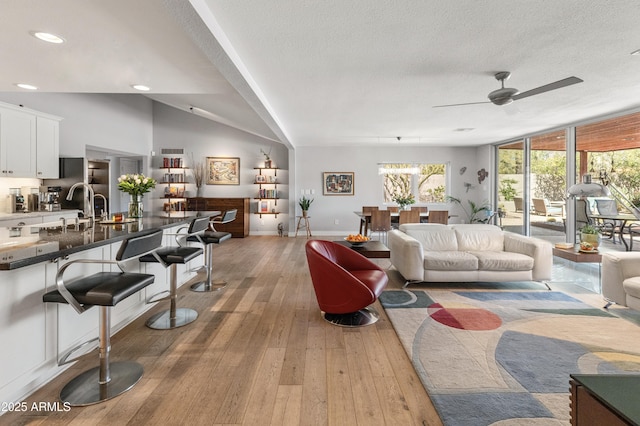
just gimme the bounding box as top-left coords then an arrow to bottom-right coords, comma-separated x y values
4,236 -> 441,426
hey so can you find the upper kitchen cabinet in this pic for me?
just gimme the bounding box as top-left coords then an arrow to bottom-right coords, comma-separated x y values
36,117 -> 60,178
0,102 -> 62,179
0,107 -> 35,177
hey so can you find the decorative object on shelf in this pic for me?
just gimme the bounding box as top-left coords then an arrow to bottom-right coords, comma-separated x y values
392,193 -> 415,210
117,173 -> 156,218
299,195 -> 314,217
207,157 -> 240,185
260,147 -> 272,168
189,152 -> 206,197
323,172 -> 354,195
579,224 -> 601,249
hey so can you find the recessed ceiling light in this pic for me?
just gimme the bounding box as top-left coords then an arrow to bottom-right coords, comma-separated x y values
30,31 -> 65,44
131,84 -> 151,91
631,49 -> 640,56
15,83 -> 38,90
454,128 -> 474,132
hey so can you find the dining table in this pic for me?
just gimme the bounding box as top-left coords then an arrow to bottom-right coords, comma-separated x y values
354,210 -> 430,235
591,213 -> 639,251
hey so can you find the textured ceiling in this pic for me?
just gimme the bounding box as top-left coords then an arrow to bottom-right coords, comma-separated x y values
2,0 -> 640,149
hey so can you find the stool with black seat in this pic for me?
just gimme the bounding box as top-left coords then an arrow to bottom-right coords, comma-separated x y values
139,216 -> 210,329
189,209 -> 236,292
42,229 -> 164,406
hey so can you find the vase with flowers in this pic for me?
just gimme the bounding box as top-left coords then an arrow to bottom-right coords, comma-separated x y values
392,193 -> 416,210
261,148 -> 272,168
117,173 -> 157,218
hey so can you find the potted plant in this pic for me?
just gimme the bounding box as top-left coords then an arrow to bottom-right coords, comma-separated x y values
299,196 -> 314,217
392,193 -> 416,210
579,224 -> 601,249
445,196 -> 491,223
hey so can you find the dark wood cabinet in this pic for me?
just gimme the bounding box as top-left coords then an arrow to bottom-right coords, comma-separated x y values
186,197 -> 249,237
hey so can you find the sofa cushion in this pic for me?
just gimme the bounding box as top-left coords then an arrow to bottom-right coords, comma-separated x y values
400,224 -> 458,251
452,224 -> 504,252
623,277 -> 640,300
424,251 -> 478,271
468,251 -> 534,271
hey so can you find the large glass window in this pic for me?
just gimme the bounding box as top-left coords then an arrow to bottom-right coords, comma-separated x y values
380,163 -> 447,204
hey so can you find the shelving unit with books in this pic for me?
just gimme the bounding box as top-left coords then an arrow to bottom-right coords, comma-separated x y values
159,156 -> 190,217
253,167 -> 280,217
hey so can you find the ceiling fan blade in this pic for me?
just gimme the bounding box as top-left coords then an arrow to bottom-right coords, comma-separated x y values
433,101 -> 491,108
512,76 -> 583,101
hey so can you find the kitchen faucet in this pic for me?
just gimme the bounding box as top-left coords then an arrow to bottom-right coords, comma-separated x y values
94,194 -> 109,220
67,182 -> 95,227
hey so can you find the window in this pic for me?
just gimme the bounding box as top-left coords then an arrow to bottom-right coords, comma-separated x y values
380,163 -> 447,203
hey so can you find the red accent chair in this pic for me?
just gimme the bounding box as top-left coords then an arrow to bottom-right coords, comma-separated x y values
305,240 -> 388,327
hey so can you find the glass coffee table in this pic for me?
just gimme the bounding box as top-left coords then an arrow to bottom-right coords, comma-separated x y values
552,245 -> 602,293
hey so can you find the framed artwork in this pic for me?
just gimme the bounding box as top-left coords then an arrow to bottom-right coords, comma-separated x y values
323,172 -> 354,195
207,157 -> 240,185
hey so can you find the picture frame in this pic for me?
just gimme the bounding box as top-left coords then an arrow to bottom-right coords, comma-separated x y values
323,172 -> 354,195
207,157 -> 240,185
259,200 -> 269,213
255,174 -> 267,183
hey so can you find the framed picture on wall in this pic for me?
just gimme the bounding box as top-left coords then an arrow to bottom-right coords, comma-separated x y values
323,172 -> 354,195
207,157 -> 240,185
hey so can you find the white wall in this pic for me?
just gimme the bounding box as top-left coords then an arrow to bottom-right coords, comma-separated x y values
0,93 -> 154,214
295,145 -> 493,235
151,102 -> 289,234
0,93 -> 153,157
0,93 -> 496,233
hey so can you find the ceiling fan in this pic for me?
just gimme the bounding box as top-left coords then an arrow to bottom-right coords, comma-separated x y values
433,72 -> 583,108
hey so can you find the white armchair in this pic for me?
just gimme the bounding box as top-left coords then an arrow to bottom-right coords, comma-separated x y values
602,252 -> 640,309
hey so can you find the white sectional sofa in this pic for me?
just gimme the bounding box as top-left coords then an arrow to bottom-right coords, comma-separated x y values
387,223 -> 553,287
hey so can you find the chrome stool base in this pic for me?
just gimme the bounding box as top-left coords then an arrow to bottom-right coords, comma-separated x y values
146,307 -> 198,329
322,306 -> 380,327
60,361 -> 143,406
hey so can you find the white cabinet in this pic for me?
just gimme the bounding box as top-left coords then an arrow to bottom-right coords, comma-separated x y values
36,116 -> 60,178
0,102 -> 61,179
0,107 -> 36,177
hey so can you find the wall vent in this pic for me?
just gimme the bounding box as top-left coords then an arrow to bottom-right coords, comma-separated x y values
161,148 -> 184,155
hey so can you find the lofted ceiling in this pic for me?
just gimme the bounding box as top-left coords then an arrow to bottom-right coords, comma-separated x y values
2,0 -> 640,149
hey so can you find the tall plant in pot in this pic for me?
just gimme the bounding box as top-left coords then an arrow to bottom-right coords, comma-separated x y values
299,196 -> 313,217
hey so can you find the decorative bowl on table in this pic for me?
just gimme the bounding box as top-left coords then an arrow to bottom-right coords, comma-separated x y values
345,234 -> 369,247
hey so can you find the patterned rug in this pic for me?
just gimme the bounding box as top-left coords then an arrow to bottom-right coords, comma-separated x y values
379,286 -> 640,425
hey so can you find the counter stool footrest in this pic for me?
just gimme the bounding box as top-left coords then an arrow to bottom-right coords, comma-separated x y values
145,290 -> 170,304
58,337 -> 99,366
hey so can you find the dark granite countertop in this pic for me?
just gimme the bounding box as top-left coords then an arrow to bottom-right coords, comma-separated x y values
0,215 -> 197,270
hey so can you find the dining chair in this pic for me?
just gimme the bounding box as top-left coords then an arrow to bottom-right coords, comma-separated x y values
360,206 -> 379,235
399,209 -> 420,225
411,206 -> 428,213
387,206 -> 399,212
428,210 -> 449,224
370,209 -> 392,243
595,199 -> 622,241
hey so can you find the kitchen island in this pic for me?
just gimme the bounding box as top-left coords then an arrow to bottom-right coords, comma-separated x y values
0,214 -> 206,407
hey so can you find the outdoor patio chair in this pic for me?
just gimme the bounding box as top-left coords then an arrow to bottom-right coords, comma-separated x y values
532,198 -> 563,216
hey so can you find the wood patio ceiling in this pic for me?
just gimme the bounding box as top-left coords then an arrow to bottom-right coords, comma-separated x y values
502,111 -> 640,152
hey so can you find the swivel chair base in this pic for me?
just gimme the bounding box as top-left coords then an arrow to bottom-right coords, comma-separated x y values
322,306 -> 380,327
60,361 -> 143,406
146,307 -> 198,329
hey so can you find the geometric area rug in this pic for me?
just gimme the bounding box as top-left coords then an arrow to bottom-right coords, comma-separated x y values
379,288 -> 640,425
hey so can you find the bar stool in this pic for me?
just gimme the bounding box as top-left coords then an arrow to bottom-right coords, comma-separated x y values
139,216 -> 210,329
42,229 -> 164,406
189,210 -> 235,292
